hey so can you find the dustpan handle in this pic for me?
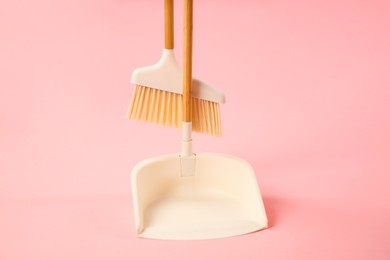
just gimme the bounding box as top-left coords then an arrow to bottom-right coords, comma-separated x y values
181,0 -> 193,157
183,0 -> 192,123
165,0 -> 174,49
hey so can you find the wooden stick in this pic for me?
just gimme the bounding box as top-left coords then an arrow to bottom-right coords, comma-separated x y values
164,0 -> 174,49
183,0 -> 193,122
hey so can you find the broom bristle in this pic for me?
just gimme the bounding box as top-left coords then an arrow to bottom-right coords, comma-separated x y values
127,85 -> 222,136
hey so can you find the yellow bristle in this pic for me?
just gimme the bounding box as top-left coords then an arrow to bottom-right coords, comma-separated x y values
127,85 -> 222,136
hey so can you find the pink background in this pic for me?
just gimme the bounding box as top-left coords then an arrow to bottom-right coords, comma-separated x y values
1,0 -> 389,259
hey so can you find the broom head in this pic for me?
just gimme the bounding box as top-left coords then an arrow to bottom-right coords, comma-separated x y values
127,85 -> 222,137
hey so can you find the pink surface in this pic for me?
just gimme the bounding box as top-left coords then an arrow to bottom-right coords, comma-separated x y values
1,0 -> 389,259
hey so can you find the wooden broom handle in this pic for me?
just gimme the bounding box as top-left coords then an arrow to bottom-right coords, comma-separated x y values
164,0 -> 174,49
183,0 -> 193,122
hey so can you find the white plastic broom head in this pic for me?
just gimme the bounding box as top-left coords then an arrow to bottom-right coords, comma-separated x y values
131,49 -> 225,104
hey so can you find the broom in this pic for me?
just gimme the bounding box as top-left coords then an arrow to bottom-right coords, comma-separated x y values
126,0 -> 224,136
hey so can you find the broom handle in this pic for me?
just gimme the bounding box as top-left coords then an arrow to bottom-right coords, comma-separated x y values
183,0 -> 192,123
165,0 -> 174,49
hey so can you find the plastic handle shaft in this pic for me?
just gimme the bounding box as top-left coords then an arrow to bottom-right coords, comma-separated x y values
183,0 -> 193,123
164,0 -> 174,49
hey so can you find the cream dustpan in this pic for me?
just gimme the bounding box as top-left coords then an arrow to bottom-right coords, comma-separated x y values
132,153 -> 268,240
131,0 -> 268,240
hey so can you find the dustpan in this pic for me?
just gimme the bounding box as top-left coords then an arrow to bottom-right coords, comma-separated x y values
132,153 -> 268,240
131,0 -> 268,240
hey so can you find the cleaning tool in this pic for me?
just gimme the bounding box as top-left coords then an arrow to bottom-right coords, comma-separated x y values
130,0 -> 268,240
127,0 -> 224,136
